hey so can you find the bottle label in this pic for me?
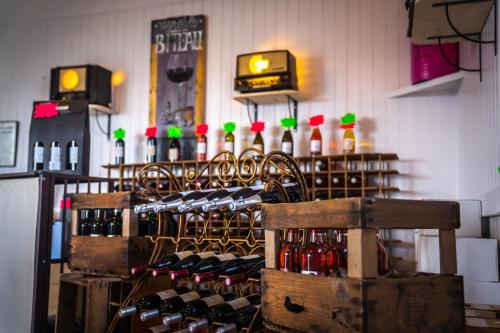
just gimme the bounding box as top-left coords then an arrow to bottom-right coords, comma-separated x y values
214,253 -> 237,261
179,291 -> 200,303
343,138 -> 354,151
175,251 -> 194,260
169,148 -> 179,161
224,141 -> 234,153
147,144 -> 156,156
156,289 -> 178,300
49,147 -> 61,170
252,144 -> 263,153
281,142 -> 293,154
202,295 -> 225,307
310,140 -> 321,153
301,270 -> 327,276
240,255 -> 260,261
69,146 -> 78,164
116,146 -> 124,158
197,142 -> 207,154
227,297 -> 251,310
198,251 -> 217,259
34,146 -> 44,163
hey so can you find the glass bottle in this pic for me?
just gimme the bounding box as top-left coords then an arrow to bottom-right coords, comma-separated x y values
281,129 -> 293,156
90,209 -> 104,237
168,138 -> 181,162
49,141 -> 61,171
310,127 -> 322,156
329,230 -> 348,272
147,211 -> 158,235
301,229 -> 329,276
107,209 -> 123,237
343,128 -> 355,154
280,229 -> 302,273
66,140 -> 79,171
33,141 -> 44,171
79,209 -> 91,236
196,133 -> 207,161
252,132 -> 264,161
146,136 -> 157,163
224,131 -> 235,156
115,138 -> 125,165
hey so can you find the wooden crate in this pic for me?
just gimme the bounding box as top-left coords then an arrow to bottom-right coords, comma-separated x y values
261,197 -> 465,333
465,304 -> 500,333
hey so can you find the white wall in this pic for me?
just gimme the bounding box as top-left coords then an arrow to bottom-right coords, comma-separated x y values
0,0 -> 463,200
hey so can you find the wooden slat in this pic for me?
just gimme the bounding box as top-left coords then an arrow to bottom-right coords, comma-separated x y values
347,229 -> 378,279
85,278 -> 112,333
439,229 -> 457,274
70,210 -> 78,236
70,191 -> 142,209
264,230 -> 280,269
122,208 -> 137,237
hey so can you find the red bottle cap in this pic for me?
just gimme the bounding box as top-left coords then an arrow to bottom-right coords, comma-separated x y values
170,269 -> 189,281
130,265 -> 148,275
193,272 -> 215,284
151,267 -> 170,277
224,274 -> 245,286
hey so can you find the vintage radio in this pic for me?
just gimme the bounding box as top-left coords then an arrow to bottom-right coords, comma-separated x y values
50,64 -> 112,106
234,50 -> 298,93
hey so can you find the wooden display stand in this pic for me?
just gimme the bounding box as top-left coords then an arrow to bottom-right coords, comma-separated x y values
261,197 -> 465,333
68,192 -> 154,276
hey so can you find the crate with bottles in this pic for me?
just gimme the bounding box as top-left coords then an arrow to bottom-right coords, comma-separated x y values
260,197 -> 465,333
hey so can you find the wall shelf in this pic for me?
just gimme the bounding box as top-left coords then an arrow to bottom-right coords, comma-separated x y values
89,103 -> 117,115
233,89 -> 305,105
387,71 -> 465,98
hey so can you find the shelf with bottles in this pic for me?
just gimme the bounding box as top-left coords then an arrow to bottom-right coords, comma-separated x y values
260,197 -> 464,333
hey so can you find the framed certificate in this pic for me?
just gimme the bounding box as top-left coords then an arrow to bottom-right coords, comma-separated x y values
0,121 -> 18,167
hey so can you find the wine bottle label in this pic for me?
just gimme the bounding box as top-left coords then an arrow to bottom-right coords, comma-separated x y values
202,295 -> 225,307
116,146 -> 124,158
175,251 -> 194,260
179,291 -> 200,303
343,138 -> 354,151
69,146 -> 78,163
310,140 -> 321,153
240,255 -> 260,261
34,146 -> 44,163
156,289 -> 178,300
301,270 -> 327,276
214,253 -> 237,261
147,145 -> 156,155
224,141 -> 234,152
252,144 -> 263,153
169,148 -> 179,161
226,297 -> 251,311
49,147 -> 61,170
149,325 -> 169,333
281,142 -> 293,154
198,251 -> 217,259
197,142 -> 207,154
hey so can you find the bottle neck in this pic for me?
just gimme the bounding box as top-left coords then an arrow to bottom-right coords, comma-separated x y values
311,127 -> 322,140
286,229 -> 300,243
310,229 -> 324,243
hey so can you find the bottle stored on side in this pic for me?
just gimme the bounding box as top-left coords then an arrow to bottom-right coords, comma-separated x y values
225,260 -> 265,286
214,305 -> 261,333
170,253 -> 239,281
228,184 -> 301,212
152,251 -> 218,277
33,141 -> 45,171
193,255 -> 263,284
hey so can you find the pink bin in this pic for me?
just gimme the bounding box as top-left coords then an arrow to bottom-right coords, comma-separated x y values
411,42 -> 459,84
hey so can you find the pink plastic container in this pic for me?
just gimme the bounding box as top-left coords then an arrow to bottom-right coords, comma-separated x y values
411,43 -> 459,84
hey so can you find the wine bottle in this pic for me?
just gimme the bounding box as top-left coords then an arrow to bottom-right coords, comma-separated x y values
280,229 -> 302,273
66,140 -> 78,171
214,305 -> 260,333
329,230 -> 347,272
131,250 -> 195,276
78,209 -> 91,236
281,129 -> 293,156
147,211 -> 159,235
169,253 -> 238,281
348,175 -> 365,188
146,136 -> 157,163
193,255 -> 263,284
188,295 -> 261,332
301,229 -> 330,276
117,286 -> 191,317
314,176 -> 327,187
252,132 -> 264,161
225,260 -> 265,286
228,185 -> 301,211
151,251 -> 217,277
169,138 -> 181,162
33,141 -> 44,171
201,187 -> 258,213
107,209 -> 122,237
155,190 -> 217,213
332,175 -> 345,188
49,141 -> 61,171
115,138 -> 125,165
343,128 -> 355,154
90,209 -> 104,237
224,132 -> 234,155
195,124 -> 208,161
140,289 -> 213,321
163,293 -> 237,327
310,127 -> 322,156
178,189 -> 231,213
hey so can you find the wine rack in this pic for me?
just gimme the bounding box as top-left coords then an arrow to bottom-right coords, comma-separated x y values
260,198 -> 465,333
102,152 -> 399,200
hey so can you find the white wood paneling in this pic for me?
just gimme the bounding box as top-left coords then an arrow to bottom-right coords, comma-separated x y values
0,0 -> 465,200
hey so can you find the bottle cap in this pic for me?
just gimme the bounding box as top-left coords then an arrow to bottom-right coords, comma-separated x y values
139,308 -> 160,321
130,265 -> 148,275
216,323 -> 238,333
170,269 -> 189,281
224,274 -> 245,287
117,306 -> 136,317
151,267 -> 170,277
163,312 -> 183,326
188,318 -> 209,332
193,272 -> 215,284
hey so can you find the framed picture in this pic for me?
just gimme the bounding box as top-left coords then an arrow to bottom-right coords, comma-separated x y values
0,121 -> 18,167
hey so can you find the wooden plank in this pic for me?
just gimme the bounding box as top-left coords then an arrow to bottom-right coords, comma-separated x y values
70,191 -> 146,209
55,277 -> 79,333
122,208 -> 137,237
365,275 -> 465,333
347,229 -> 378,279
264,230 -> 280,269
261,198 -> 363,230
261,269 -> 364,333
439,229 -> 457,274
85,278 -> 112,333
71,210 -> 78,236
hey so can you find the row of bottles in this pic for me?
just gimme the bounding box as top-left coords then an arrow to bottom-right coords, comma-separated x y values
280,229 -> 389,276
78,209 -> 123,237
32,140 -> 79,171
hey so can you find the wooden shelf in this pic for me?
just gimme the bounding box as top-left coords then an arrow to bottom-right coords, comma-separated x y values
89,103 -> 118,114
409,0 -> 494,45
233,89 -> 305,105
387,71 -> 464,98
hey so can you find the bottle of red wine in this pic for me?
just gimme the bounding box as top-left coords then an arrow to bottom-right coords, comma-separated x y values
150,251 -> 217,277
33,141 -> 45,171
224,260 -> 265,286
131,250 -> 196,276
214,305 -> 261,333
228,185 -> 301,211
193,255 -> 263,284
169,253 -> 238,281
163,293 -> 236,327
188,295 -> 261,332
140,289 -> 213,321
117,286 -> 191,317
